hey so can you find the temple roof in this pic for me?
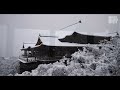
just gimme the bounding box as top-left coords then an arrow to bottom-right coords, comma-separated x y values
40,37 -> 85,46
21,31 -> 115,50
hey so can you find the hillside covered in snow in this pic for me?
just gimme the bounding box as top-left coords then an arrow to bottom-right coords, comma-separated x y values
0,57 -> 20,76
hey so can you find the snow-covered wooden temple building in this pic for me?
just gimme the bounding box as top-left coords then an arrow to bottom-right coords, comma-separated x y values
19,32 -> 111,63
18,20 -> 112,63
19,33 -> 83,63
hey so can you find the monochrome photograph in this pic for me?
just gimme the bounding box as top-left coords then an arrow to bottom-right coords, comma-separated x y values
0,14 -> 120,76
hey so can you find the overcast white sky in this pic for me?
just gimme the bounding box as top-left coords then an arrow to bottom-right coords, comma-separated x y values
0,14 -> 120,57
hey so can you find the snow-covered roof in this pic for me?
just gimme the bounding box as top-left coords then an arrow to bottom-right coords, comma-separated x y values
24,43 -> 35,48
56,30 -> 115,38
73,31 -> 114,37
22,30 -> 116,49
22,43 -> 41,50
40,37 -> 86,47
22,37 -> 87,49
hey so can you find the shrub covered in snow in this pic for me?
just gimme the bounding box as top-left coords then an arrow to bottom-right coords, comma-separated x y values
0,57 -> 20,76
52,67 -> 68,76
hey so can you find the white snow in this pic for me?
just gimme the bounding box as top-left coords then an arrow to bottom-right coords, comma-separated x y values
23,43 -> 36,49
40,37 -> 87,47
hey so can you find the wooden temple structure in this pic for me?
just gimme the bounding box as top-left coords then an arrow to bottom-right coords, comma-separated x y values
19,32 -> 111,63
18,21 -> 112,63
